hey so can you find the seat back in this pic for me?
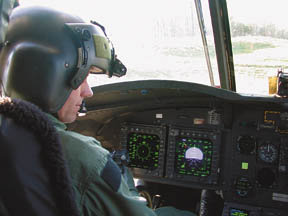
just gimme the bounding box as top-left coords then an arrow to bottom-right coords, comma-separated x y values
0,97 -> 79,216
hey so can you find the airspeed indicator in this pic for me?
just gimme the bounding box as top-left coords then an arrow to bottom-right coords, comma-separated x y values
258,142 -> 278,163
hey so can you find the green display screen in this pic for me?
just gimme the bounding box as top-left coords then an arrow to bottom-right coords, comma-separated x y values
175,136 -> 213,177
127,132 -> 160,170
230,208 -> 249,216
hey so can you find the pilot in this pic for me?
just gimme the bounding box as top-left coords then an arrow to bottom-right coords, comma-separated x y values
0,5 -> 196,216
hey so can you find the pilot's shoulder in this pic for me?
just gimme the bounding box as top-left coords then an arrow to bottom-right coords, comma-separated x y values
58,130 -> 121,191
60,130 -> 102,146
58,130 -> 107,168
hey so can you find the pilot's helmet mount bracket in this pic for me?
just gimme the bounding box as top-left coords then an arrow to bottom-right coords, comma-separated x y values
65,21 -> 127,89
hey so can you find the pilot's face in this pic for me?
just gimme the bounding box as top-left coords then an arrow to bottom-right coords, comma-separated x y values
57,75 -> 93,123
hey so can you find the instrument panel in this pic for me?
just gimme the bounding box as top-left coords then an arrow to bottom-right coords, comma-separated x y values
77,80 -> 288,215
223,107 -> 288,215
115,106 -> 288,215
120,123 -> 222,187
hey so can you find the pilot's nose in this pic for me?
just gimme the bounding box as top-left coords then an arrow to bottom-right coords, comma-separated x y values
81,79 -> 93,98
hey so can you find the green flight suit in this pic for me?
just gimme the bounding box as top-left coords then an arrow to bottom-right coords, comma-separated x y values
46,114 -> 196,216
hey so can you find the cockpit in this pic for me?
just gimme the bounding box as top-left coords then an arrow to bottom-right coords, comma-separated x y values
69,79 -> 288,215
3,0 -> 288,215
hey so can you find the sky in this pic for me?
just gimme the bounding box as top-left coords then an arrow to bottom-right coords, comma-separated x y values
19,0 -> 195,42
227,0 -> 288,29
20,0 -> 288,28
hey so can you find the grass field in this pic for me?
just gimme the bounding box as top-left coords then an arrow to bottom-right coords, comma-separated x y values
89,35 -> 288,96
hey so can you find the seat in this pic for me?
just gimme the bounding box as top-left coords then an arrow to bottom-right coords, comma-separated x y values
0,97 -> 79,216
199,189 -> 224,216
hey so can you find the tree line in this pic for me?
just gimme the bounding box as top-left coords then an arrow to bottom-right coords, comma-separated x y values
230,20 -> 288,39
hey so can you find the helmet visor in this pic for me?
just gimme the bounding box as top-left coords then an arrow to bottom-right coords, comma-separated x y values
65,22 -> 127,89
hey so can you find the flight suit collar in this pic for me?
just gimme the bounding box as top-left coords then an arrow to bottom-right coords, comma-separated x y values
45,113 -> 67,130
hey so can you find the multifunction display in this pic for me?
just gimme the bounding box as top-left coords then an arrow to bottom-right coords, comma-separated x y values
120,123 -> 221,186
127,132 -> 160,170
229,208 -> 249,216
120,124 -> 166,178
166,127 -> 221,185
174,136 -> 213,177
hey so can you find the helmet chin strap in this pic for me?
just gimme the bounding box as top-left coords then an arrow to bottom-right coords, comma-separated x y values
78,101 -> 87,117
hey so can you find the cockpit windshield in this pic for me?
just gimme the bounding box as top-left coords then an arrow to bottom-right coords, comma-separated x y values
21,0 -> 288,96
21,0 -> 219,88
227,0 -> 288,95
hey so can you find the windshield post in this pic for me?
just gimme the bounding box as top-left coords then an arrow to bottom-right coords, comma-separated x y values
208,0 -> 236,91
194,0 -> 215,87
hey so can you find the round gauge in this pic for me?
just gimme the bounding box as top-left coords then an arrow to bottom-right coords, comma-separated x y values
258,142 -> 278,163
234,177 -> 252,197
256,167 -> 276,188
237,135 -> 256,154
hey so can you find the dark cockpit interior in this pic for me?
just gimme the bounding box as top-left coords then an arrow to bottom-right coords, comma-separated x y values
69,80 -> 288,216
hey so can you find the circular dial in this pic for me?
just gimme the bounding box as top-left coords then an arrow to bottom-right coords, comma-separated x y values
256,167 -> 276,187
237,135 -> 256,154
234,177 -> 253,197
258,142 -> 278,163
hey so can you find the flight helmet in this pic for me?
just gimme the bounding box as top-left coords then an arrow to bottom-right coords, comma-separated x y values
0,6 -> 126,113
